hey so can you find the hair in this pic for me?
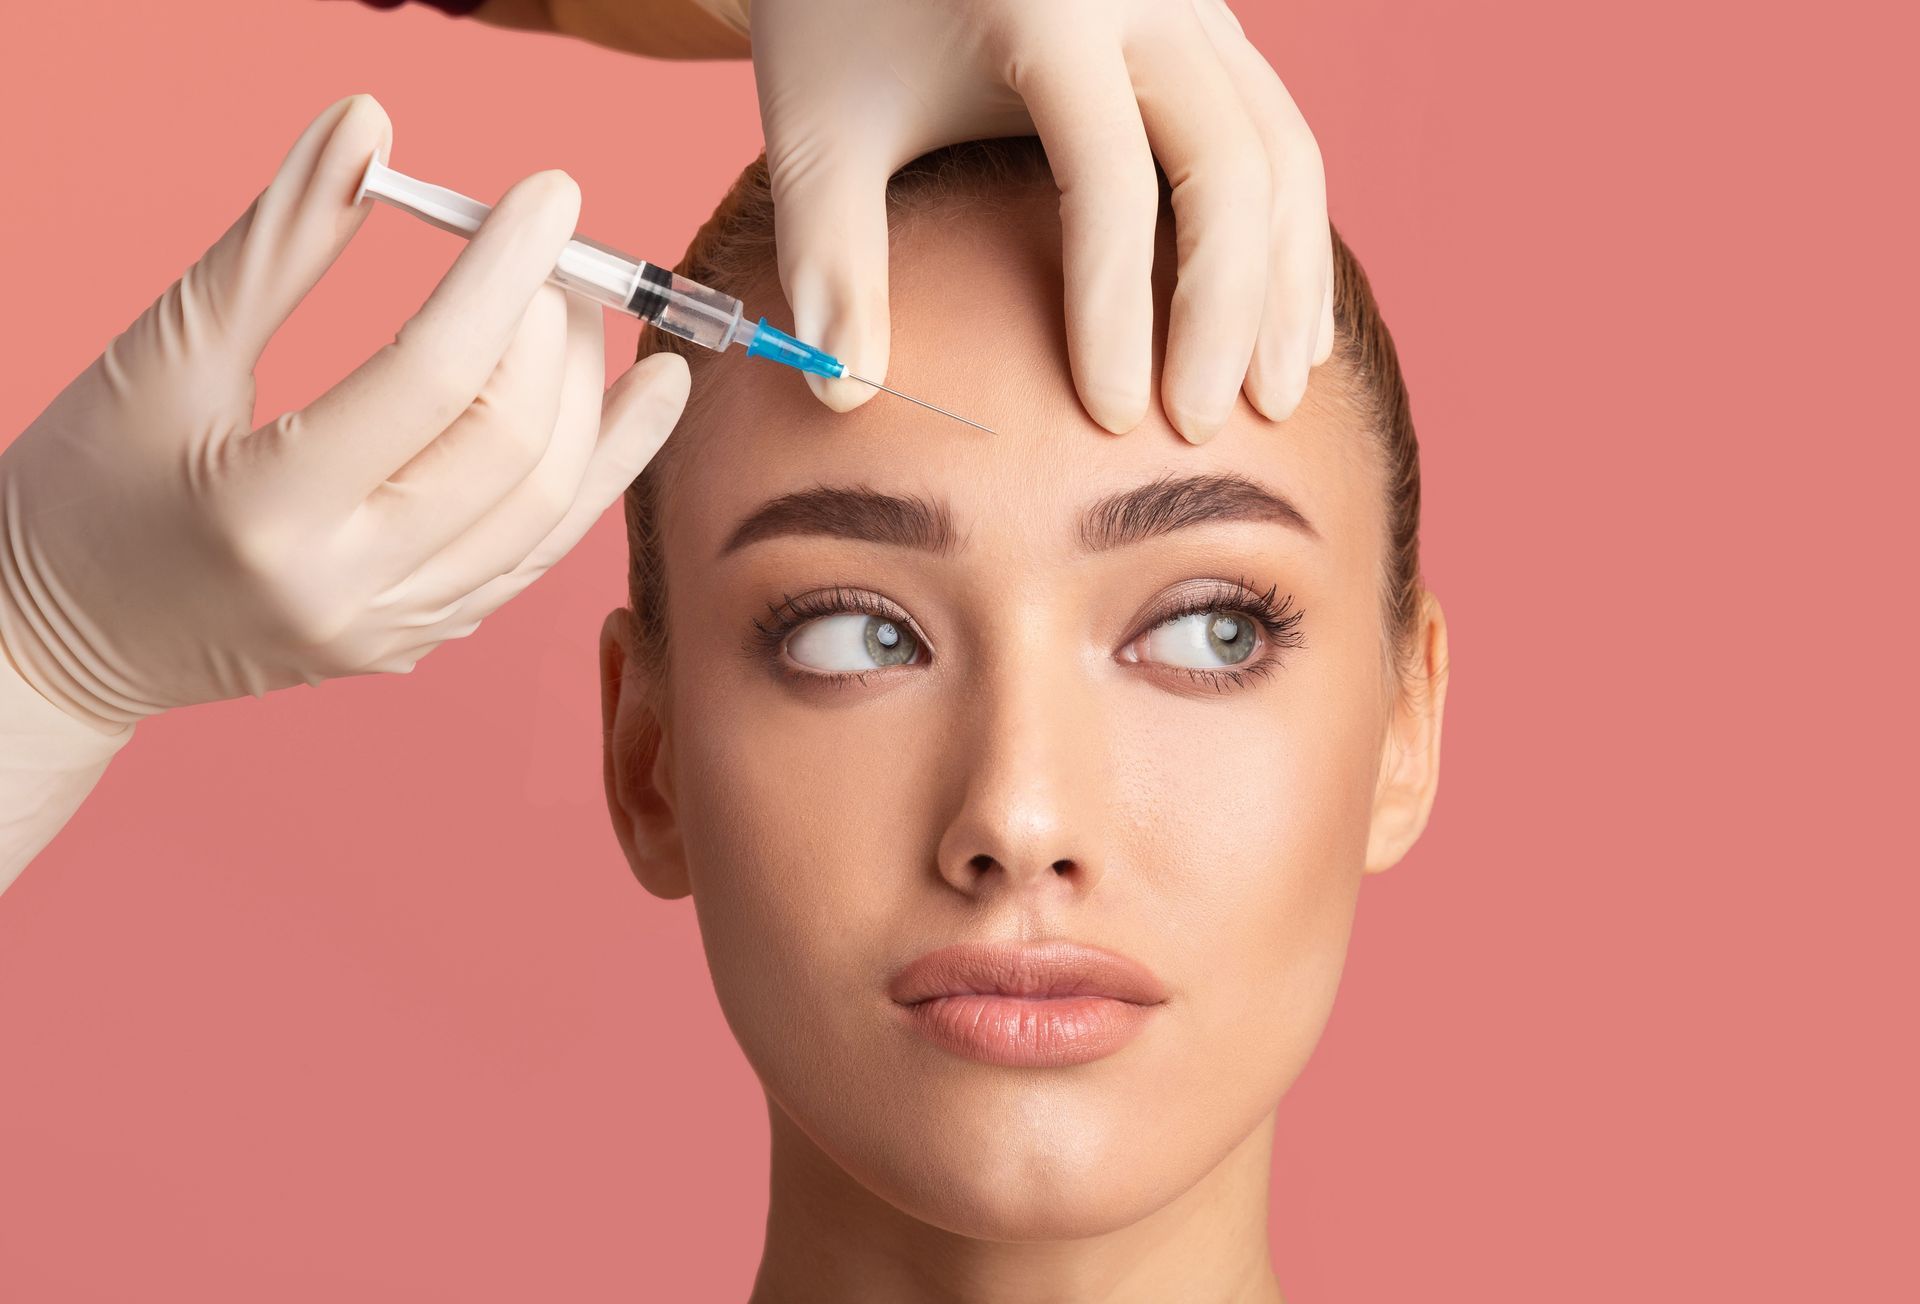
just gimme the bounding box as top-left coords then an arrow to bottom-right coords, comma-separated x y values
625,137 -> 1421,690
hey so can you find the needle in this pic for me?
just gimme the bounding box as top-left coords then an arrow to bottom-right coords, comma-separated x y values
846,372 -> 996,434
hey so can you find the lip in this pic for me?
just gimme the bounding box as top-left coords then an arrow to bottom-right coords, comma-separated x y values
889,940 -> 1168,1068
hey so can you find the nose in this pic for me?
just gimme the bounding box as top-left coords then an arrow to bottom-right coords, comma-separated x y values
933,649 -> 1113,903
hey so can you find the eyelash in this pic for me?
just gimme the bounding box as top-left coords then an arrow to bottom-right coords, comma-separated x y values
1144,577 -> 1306,693
747,586 -> 921,689
744,577 -> 1306,692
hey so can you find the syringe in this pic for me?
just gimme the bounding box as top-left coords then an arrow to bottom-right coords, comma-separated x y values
355,157 -> 992,434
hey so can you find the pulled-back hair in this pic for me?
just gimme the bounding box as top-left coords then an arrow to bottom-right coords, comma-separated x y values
625,138 -> 1421,688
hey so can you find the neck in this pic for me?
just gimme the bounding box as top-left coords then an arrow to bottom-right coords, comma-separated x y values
746,1103 -> 1286,1304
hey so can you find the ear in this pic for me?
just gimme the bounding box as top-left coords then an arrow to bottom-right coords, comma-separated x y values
599,607 -> 691,899
1364,591 -> 1451,874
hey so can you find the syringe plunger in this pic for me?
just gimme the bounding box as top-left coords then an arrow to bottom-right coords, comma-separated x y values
355,155 -> 748,350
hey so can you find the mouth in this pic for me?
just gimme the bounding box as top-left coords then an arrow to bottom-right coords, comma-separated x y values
888,940 -> 1168,1068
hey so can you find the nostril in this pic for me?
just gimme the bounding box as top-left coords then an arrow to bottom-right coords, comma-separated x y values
959,854 -> 1080,880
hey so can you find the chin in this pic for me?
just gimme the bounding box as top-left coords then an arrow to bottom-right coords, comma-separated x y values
799,1076 -> 1198,1242
867,1153 -> 1178,1243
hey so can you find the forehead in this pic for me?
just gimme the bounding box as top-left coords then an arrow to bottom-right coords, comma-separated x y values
655,190 -> 1382,577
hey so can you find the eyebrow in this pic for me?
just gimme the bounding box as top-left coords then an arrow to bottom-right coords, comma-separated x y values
718,472 -> 1318,559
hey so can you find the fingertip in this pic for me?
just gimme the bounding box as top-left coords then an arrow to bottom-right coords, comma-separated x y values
784,249 -> 891,417
615,348 -> 692,415
643,348 -> 692,405
535,168 -> 584,225
1246,346 -> 1309,422
805,372 -> 881,413
596,356 -> 689,482
1162,262 -> 1266,446
1245,375 -> 1304,423
325,98 -> 394,215
1163,354 -> 1241,443
496,168 -> 583,241
287,96 -> 392,207
806,304 -> 890,415
1164,395 -> 1232,445
269,96 -> 379,207
1078,378 -> 1150,435
1057,223 -> 1155,435
303,94 -> 362,145
333,93 -> 393,154
214,94 -> 400,364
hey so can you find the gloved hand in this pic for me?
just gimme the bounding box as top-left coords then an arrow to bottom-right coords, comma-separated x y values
747,0 -> 1331,442
0,96 -> 688,735
476,0 -> 1326,442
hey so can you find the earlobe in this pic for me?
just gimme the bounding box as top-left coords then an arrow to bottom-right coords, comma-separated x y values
1363,592 -> 1451,875
599,607 -> 692,900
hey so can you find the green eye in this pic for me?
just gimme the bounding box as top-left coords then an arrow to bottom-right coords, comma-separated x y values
1140,610 -> 1260,668
789,612 -> 922,671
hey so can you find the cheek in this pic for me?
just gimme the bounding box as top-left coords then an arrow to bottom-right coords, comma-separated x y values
670,671 -> 932,924
1114,655 -> 1383,1097
662,661 -> 932,1076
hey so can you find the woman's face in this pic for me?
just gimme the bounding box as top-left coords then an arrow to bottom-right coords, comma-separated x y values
606,190 -> 1415,1240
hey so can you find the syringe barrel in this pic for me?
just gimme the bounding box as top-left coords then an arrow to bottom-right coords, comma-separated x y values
625,264 -> 748,353
529,237 -> 748,353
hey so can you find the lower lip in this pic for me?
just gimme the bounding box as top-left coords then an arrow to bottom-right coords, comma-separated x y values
899,994 -> 1157,1067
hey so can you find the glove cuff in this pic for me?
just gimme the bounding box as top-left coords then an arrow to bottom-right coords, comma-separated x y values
0,646 -> 134,887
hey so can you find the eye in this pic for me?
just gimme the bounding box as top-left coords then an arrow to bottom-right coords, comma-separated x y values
786,612 -> 924,672
1116,578 -> 1306,688
746,586 -> 932,684
1132,610 -> 1261,669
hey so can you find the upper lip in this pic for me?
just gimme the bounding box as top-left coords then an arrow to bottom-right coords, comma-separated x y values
889,940 -> 1168,1006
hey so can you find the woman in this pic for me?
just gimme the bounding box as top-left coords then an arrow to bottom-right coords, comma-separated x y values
597,137 -> 1449,1298
0,96 -> 1437,1293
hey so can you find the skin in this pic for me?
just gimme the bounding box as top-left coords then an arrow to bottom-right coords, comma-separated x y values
599,185 -> 1448,1302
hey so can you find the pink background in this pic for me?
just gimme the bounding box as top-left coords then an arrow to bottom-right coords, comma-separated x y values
1,1 -> 1912,1298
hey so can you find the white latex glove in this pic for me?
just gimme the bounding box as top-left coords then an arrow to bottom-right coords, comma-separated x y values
0,95 -> 689,885
748,0 -> 1332,442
